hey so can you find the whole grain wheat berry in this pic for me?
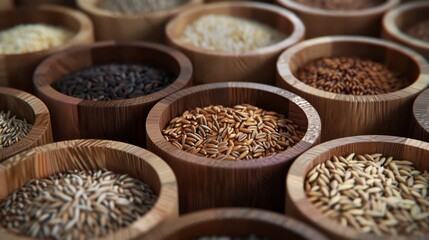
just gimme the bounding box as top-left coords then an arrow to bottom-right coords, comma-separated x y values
294,0 -> 383,10
405,19 -> 429,42
98,0 -> 189,13
0,169 -> 157,239
305,153 -> 429,236
162,104 -> 304,160
0,110 -> 32,149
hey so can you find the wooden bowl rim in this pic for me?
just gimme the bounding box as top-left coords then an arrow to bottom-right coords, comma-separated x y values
383,1 -> 429,49
286,135 -> 429,239
165,1 -> 305,57
0,87 -> 50,161
0,5 -> 93,57
0,139 -> 178,240
276,0 -> 399,17
33,41 -> 193,107
277,35 -> 429,102
413,88 -> 429,136
146,82 -> 321,169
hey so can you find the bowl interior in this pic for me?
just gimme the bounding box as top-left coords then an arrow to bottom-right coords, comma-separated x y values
0,93 -> 35,124
393,4 -> 429,35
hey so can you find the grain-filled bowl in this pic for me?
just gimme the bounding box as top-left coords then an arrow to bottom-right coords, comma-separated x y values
165,2 -> 305,86
77,0 -> 203,42
0,5 -> 94,93
287,135 -> 429,239
138,208 -> 328,240
276,36 -> 429,142
0,139 -> 178,239
0,87 -> 52,162
412,88 -> 429,142
382,1 -> 429,60
146,82 -> 321,213
34,41 -> 193,146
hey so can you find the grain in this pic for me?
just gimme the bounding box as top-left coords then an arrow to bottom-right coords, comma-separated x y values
305,153 -> 429,236
405,19 -> 429,42
162,104 -> 304,160
0,169 -> 157,239
294,0 -> 383,10
0,110 -> 32,149
182,15 -> 286,52
98,0 -> 189,13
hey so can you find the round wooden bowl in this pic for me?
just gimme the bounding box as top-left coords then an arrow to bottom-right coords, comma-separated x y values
286,135 -> 429,239
138,208 -> 328,240
146,82 -> 321,214
0,139 -> 178,240
0,87 -> 52,162
76,0 -> 203,42
276,36 -> 429,142
412,88 -> 429,142
277,0 -> 399,39
33,41 -> 193,147
15,0 -> 76,7
0,5 -> 94,93
165,2 -> 305,86
382,1 -> 429,60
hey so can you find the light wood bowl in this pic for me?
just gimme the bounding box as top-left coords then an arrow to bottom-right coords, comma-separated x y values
382,1 -> 429,60
146,82 -> 321,214
15,0 -> 76,7
165,2 -> 305,86
0,87 -> 52,162
277,0 -> 399,39
0,5 -> 94,93
276,36 -> 429,142
138,208 -> 328,240
0,139 -> 179,240
286,135 -> 429,239
412,88 -> 429,142
76,0 -> 203,42
34,41 -> 193,147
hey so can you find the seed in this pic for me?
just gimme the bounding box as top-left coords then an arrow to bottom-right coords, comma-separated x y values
0,111 -> 33,149
294,0 -> 383,10
405,19 -> 429,42
98,0 -> 188,13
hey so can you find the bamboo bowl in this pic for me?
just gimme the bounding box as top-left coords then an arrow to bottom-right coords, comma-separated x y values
286,135 -> 429,239
276,36 -> 429,142
0,5 -> 94,93
0,139 -> 178,240
165,2 -> 305,86
34,41 -> 193,146
412,88 -> 429,142
146,82 -> 321,214
382,1 -> 429,60
77,0 -> 203,42
0,87 -> 52,162
277,0 -> 399,39
138,208 -> 328,240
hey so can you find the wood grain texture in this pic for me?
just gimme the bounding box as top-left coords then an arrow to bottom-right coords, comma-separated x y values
277,0 -> 400,39
165,2 -> 305,86
76,0 -> 203,42
286,135 -> 429,239
276,36 -> 429,142
145,82 -> 321,214
412,88 -> 429,142
0,139 -> 179,240
137,208 -> 328,240
0,87 -> 52,162
33,41 -> 193,147
382,1 -> 429,60
0,5 -> 94,93
15,0 -> 76,7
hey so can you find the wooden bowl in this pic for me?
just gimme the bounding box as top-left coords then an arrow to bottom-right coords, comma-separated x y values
276,36 -> 429,142
0,139 -> 178,240
382,1 -> 429,60
15,0 -> 76,7
76,0 -> 203,42
138,208 -> 328,240
0,5 -> 94,93
286,135 -> 429,239
412,88 -> 429,142
33,41 -> 193,147
165,2 -> 305,86
146,82 -> 321,214
277,0 -> 399,39
0,87 -> 52,162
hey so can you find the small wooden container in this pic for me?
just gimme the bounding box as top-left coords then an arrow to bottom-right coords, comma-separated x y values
15,0 -> 76,7
0,5 -> 94,93
286,135 -> 429,239
0,139 -> 179,240
165,2 -> 305,86
412,88 -> 429,142
277,0 -> 399,39
276,36 -> 429,142
76,0 -> 203,42
138,208 -> 328,240
0,87 -> 52,162
34,41 -> 193,146
146,82 -> 321,213
382,1 -> 429,60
